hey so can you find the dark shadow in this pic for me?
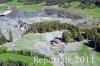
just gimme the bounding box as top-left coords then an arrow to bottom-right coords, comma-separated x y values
94,43 -> 100,52
0,15 -> 5,17
84,41 -> 95,48
94,48 -> 100,52
84,41 -> 100,52
95,1 -> 100,7
55,37 -> 62,41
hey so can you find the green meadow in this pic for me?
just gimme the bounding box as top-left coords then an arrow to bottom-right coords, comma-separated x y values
8,1 -> 42,9
0,34 -> 53,66
0,6 -> 7,10
80,8 -> 100,18
15,34 -> 44,50
0,53 -> 53,66
64,43 -> 100,66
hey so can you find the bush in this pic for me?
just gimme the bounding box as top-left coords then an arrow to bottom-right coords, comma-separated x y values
9,50 -> 50,59
8,29 -> 13,42
88,4 -> 96,9
0,29 -> 7,45
0,60 -> 29,66
25,21 -> 74,34
62,3 -> 71,8
0,46 -> 8,54
76,34 -> 84,41
80,3 -> 87,9
62,31 -> 74,43
23,2 -> 34,5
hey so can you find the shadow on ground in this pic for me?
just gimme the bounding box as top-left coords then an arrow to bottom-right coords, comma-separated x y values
84,41 -> 100,52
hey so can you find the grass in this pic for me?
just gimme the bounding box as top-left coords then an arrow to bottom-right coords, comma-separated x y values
64,2 -> 100,18
96,52 -> 100,57
16,34 -> 43,45
1,34 -> 44,50
8,1 -> 42,9
8,0 -> 24,6
79,44 -> 89,51
0,0 -> 41,10
20,5 -> 42,9
80,8 -> 100,18
69,2 -> 81,9
0,6 -> 7,10
64,43 -> 100,66
0,53 -> 53,66
15,34 -> 44,50
0,34 -> 53,66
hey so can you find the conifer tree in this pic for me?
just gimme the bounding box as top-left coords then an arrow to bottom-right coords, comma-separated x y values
9,29 -> 13,42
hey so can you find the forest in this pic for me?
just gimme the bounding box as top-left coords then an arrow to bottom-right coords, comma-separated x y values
0,0 -> 99,66
25,21 -> 74,33
25,21 -> 100,50
0,29 -> 13,45
0,0 -> 100,8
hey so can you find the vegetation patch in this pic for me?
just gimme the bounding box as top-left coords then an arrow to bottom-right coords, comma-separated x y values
0,53 -> 53,66
16,34 -> 43,49
80,8 -> 100,18
25,21 -> 74,33
0,6 -> 7,10
64,43 -> 100,66
8,1 -> 42,9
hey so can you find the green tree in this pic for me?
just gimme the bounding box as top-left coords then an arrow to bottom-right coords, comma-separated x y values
62,31 -> 73,43
9,29 -> 13,42
94,33 -> 100,49
0,35 -> 2,45
76,34 -> 84,41
0,46 -> 8,53
71,29 -> 78,39
84,28 -> 97,40
0,29 -> 7,45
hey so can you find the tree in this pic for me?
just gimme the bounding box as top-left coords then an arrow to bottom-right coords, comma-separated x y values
1,35 -> 7,43
71,29 -> 78,39
84,28 -> 97,40
0,35 -> 2,45
94,33 -> 100,49
76,34 -> 84,41
62,31 -> 73,43
0,29 -> 2,45
9,29 -> 13,42
0,46 -> 8,53
84,28 -> 100,49
0,29 -> 7,45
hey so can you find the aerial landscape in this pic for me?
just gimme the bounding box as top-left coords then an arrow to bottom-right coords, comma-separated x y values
0,0 -> 100,66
